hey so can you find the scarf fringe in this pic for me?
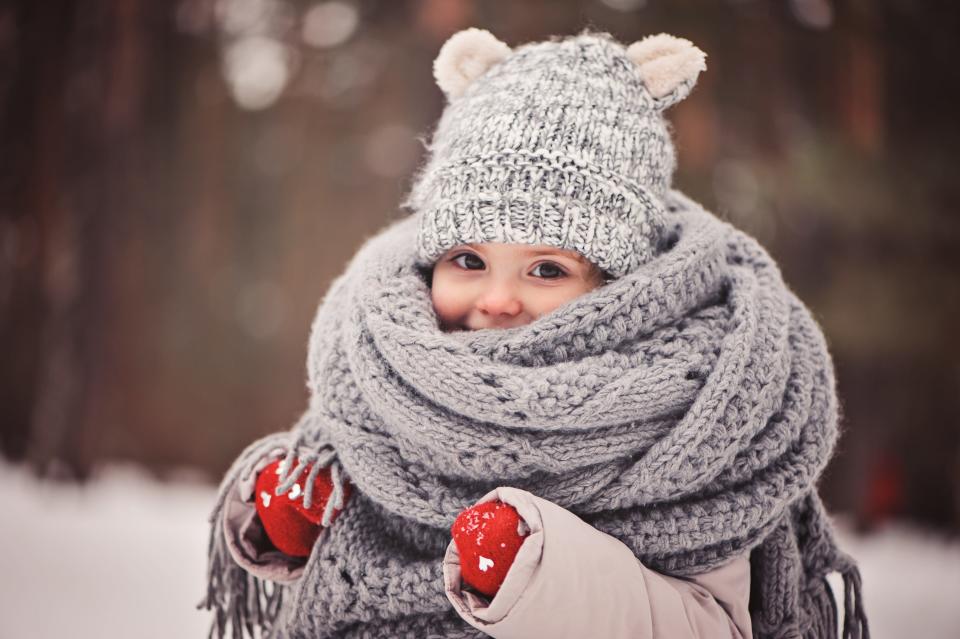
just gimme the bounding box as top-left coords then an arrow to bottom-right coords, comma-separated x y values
799,494 -> 870,639
203,543 -> 284,639
751,495 -> 870,639
811,497 -> 870,639
837,553 -> 870,639
807,575 -> 838,639
198,419 -> 346,639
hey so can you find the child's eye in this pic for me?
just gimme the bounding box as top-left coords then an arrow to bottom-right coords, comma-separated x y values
451,253 -> 485,270
530,262 -> 567,279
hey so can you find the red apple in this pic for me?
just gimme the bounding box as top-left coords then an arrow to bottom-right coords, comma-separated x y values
254,458 -> 351,557
451,500 -> 529,597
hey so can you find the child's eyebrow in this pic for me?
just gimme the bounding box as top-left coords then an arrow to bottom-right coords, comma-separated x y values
526,248 -> 573,257
465,244 -> 585,261
526,248 -> 590,265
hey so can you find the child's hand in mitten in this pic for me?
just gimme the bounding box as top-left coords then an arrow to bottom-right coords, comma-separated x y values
451,500 -> 530,597
254,458 -> 352,557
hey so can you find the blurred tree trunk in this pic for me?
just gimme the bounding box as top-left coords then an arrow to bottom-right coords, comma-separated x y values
0,3 -> 40,460
0,0 -> 84,476
0,0 -> 157,478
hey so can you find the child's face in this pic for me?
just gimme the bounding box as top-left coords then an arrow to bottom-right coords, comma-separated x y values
431,243 -> 604,332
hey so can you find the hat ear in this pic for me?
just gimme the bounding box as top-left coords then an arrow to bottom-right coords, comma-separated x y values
626,34 -> 707,110
434,28 -> 512,100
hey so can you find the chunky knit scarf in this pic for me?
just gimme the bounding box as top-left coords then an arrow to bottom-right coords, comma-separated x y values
201,190 -> 869,639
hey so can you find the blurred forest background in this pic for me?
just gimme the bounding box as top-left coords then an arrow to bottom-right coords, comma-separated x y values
1,0 -> 958,534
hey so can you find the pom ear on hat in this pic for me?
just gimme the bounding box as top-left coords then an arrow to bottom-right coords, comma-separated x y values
626,33 -> 707,110
434,28 -> 512,100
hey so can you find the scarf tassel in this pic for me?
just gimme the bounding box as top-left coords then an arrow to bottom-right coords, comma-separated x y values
274,444 -> 343,518
198,428 -> 344,639
839,560 -> 870,639
202,539 -> 284,639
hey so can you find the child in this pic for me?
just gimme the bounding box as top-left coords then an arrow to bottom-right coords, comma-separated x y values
202,29 -> 869,639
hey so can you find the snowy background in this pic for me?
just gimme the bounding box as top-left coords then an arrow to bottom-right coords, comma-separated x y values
1,462 -> 958,639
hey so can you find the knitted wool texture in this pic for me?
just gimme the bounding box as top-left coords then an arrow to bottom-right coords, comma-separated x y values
201,189 -> 868,638
407,31 -> 685,278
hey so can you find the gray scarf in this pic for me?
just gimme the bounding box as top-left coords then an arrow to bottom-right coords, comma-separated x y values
201,190 -> 869,638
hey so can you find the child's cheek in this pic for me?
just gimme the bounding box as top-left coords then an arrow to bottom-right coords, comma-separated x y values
431,276 -> 472,328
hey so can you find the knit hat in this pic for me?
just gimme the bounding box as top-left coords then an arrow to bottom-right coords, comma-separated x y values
404,28 -> 707,278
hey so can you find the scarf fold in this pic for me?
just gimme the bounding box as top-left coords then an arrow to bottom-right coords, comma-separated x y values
201,190 -> 869,638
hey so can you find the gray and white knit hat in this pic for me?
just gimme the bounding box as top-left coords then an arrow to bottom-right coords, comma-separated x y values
404,28 -> 707,278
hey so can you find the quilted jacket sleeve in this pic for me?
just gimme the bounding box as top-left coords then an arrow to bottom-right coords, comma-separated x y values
443,487 -> 752,639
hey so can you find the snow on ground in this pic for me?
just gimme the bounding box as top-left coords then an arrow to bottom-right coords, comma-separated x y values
0,462 -> 958,638
0,462 -> 214,639
831,515 -> 960,638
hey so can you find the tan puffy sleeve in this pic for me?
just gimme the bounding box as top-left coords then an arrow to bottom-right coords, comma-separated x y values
443,487 -> 752,639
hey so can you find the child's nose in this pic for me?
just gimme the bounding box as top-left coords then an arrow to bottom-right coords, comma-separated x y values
476,282 -> 522,317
